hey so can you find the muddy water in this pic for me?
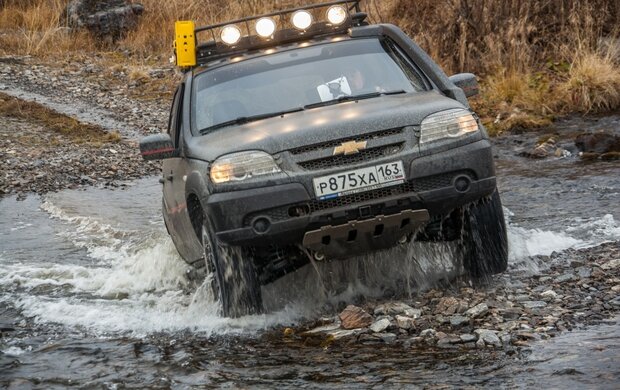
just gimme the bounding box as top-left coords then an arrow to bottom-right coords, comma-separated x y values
1,125 -> 620,388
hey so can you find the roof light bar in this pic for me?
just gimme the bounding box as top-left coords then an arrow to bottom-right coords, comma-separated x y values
291,10 -> 313,30
220,25 -> 241,45
255,17 -> 276,38
174,1 -> 363,68
326,5 -> 348,25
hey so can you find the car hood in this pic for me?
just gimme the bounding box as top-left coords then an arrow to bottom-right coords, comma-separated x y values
185,91 -> 467,161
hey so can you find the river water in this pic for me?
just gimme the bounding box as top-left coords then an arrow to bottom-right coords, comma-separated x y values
1,125 -> 619,388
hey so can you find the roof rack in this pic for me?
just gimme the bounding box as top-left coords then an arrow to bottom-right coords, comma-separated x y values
174,1 -> 365,69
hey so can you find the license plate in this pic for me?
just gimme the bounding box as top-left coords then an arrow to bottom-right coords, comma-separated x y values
313,161 -> 405,200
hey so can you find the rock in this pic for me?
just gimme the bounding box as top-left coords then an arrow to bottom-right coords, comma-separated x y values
369,318 -> 391,333
601,259 -> 620,270
65,0 -> 144,41
303,322 -> 341,335
519,137 -> 558,159
395,315 -> 415,330
575,132 -> 620,154
374,302 -> 420,318
460,334 -> 477,343
555,273 -> 575,283
326,329 -> 363,340
474,329 -> 501,348
540,290 -> 558,299
435,297 -> 460,315
577,267 -> 592,278
449,315 -> 469,327
376,332 -> 397,343
420,329 -> 437,338
437,337 -> 461,348
522,300 -> 548,309
465,303 -> 489,318
339,305 -> 373,329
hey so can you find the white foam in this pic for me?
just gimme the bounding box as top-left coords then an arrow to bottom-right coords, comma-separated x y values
507,225 -> 583,261
1,346 -> 28,356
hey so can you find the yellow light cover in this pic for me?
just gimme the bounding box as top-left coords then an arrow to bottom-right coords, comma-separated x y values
256,17 -> 276,38
174,21 -> 196,67
291,10 -> 313,30
326,5 -> 347,25
220,25 -> 241,45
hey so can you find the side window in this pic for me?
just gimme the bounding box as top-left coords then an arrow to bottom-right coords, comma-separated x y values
168,84 -> 184,148
383,39 -> 429,91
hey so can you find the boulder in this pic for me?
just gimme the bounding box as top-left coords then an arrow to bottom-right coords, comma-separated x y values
369,318 -> 391,333
65,0 -> 144,41
465,303 -> 489,318
339,305 -> 373,329
575,132 -> 620,154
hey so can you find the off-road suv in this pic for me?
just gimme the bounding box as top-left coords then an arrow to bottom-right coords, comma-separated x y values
140,1 -> 508,317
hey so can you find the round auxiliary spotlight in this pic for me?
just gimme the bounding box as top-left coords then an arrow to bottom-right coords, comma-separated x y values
220,25 -> 241,45
291,10 -> 313,30
326,5 -> 347,25
255,17 -> 276,38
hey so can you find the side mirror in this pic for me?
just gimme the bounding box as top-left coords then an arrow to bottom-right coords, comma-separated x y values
139,134 -> 178,161
449,73 -> 479,98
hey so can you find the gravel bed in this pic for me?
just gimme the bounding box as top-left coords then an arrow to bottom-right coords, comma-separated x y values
295,242 -> 620,349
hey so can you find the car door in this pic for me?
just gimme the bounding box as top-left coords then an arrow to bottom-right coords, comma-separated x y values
162,85 -> 186,250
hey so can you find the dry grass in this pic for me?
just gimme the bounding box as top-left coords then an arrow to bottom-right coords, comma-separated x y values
1,0 -> 619,134
562,50 -> 620,113
0,92 -> 121,145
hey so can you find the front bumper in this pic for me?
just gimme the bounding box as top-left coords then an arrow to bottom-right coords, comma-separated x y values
206,139 -> 496,248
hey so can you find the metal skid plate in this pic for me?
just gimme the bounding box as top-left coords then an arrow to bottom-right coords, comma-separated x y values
302,209 -> 430,259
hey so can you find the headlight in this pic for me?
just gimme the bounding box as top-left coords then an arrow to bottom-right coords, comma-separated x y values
420,109 -> 479,144
210,151 -> 281,184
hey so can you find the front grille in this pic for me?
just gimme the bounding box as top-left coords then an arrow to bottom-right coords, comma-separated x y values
298,143 -> 404,170
242,171 -> 475,225
307,180 -> 416,212
289,128 -> 404,155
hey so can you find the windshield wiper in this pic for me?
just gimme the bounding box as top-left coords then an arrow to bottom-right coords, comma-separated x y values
304,89 -> 406,109
199,107 -> 304,134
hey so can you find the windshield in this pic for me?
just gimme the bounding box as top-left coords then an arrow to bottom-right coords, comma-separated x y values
192,38 -> 428,134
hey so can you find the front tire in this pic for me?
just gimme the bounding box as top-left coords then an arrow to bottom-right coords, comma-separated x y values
201,218 -> 263,317
461,190 -> 509,280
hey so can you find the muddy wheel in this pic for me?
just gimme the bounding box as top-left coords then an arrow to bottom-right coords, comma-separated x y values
462,190 -> 509,279
201,218 -> 263,317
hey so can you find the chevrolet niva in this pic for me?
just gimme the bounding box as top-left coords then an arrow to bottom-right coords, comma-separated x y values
140,1 -> 508,317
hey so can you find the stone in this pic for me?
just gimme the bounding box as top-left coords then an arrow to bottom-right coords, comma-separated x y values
465,303 -> 489,318
449,315 -> 469,327
601,259 -> 620,270
369,318 -> 391,333
540,290 -> 558,299
303,322 -> 341,335
575,132 -> 620,154
395,315 -> 415,330
437,337 -> 460,348
555,273 -> 575,283
374,302 -> 420,318
577,267 -> 592,278
474,329 -> 501,347
339,305 -> 373,329
460,334 -> 477,343
376,332 -> 397,343
326,329 -> 363,340
522,301 -> 547,309
420,329 -> 436,338
435,297 -> 460,315
65,0 -> 144,41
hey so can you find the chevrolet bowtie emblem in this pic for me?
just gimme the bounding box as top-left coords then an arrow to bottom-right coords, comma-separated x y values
333,140 -> 368,156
